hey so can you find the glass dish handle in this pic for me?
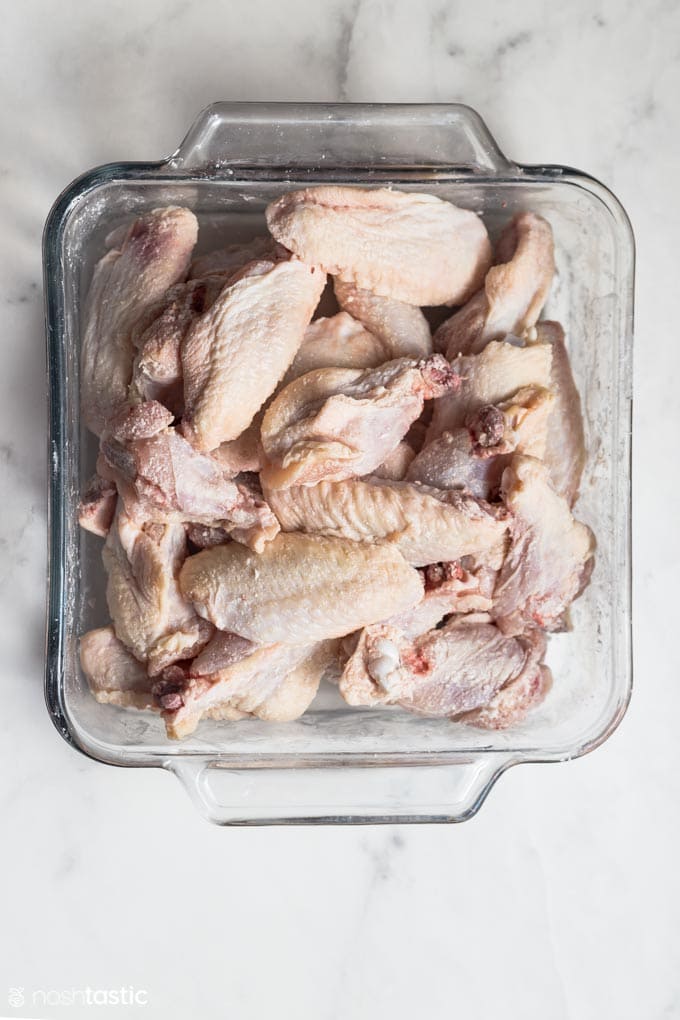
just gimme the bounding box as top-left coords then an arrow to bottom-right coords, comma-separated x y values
168,756 -> 511,825
169,101 -> 515,175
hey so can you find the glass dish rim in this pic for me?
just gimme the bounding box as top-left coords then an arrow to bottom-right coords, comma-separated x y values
42,101 -> 635,822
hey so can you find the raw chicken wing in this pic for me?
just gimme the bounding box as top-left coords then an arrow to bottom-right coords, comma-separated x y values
78,473 -> 117,537
340,614 -> 546,716
426,339 -> 552,443
81,207 -> 198,435
179,532 -> 424,644
266,186 -> 491,306
333,278 -> 432,359
181,257 -> 325,451
265,477 -> 508,567
80,626 -> 155,709
536,322 -> 586,505
408,385 -> 554,498
103,509 -> 213,675
493,455 -> 595,634
457,664 -> 552,730
100,402 -> 279,550
260,355 -> 459,489
284,311 -> 388,381
188,236 -> 277,279
435,211 -> 555,358
157,640 -> 336,738
129,276 -> 223,415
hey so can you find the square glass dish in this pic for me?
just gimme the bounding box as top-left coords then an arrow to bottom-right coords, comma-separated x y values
44,103 -> 634,824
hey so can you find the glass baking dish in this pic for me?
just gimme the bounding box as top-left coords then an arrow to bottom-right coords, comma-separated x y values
43,102 -> 634,825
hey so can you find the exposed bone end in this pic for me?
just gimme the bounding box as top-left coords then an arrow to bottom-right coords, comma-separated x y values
78,475 -> 117,537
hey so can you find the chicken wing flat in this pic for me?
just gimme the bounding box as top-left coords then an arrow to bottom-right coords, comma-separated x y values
493,455 -> 595,634
340,614 -> 546,717
426,339 -> 553,443
260,355 -> 459,489
284,311 -> 389,381
181,257 -> 325,451
435,212 -> 555,359
100,403 -> 279,550
536,321 -> 586,505
333,278 -> 432,359
265,477 -> 508,567
266,186 -> 492,305
80,626 -> 156,710
81,207 -> 198,435
179,532 -> 423,644
103,509 -> 213,675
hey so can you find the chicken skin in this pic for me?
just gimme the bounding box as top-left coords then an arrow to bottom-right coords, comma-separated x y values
179,532 -> 423,645
261,355 -> 459,489
340,613 -> 546,717
266,186 -> 491,305
103,508 -> 213,675
81,207 -> 198,435
333,278 -> 432,359
265,477 -> 508,568
434,211 -> 555,358
493,455 -> 595,635
181,256 -> 325,451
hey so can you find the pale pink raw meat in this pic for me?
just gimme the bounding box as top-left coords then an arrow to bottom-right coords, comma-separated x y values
407,428 -> 505,499
408,385 -> 554,498
266,186 -> 491,306
80,626 -> 155,710
434,211 -> 555,358
493,455 -> 595,634
157,640 -> 336,739
373,561 -> 496,641
260,355 -> 459,489
265,476 -> 508,568
181,257 -> 325,451
457,664 -> 552,729
100,403 -> 279,551
211,417 -> 265,476
426,338 -> 553,444
188,236 -> 278,279
284,311 -> 388,382
103,508 -> 213,675
81,207 -> 198,435
536,322 -> 586,505
372,441 -> 416,481
333,278 -> 432,359
340,613 -> 546,716
129,277 -> 223,415
179,532 -> 423,645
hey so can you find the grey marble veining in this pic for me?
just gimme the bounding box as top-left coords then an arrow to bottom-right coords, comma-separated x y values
1,1 -> 679,1018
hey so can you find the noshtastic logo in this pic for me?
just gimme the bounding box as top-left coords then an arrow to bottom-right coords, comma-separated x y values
7,988 -> 24,1007
6,985 -> 148,1008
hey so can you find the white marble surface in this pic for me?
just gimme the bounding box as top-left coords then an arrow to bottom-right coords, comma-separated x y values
1,0 -> 678,1017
